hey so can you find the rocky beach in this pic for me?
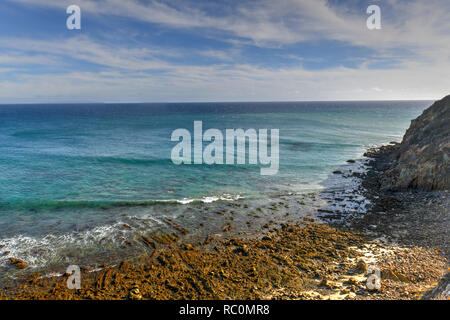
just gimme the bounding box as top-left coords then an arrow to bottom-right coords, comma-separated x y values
0,96 -> 448,300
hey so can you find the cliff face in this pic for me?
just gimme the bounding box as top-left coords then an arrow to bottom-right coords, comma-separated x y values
380,95 -> 450,191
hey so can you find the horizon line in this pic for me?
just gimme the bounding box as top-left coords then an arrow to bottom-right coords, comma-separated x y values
0,98 -> 437,105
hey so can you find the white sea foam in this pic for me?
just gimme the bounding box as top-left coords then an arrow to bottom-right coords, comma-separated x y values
177,194 -> 243,204
0,193 -> 244,272
317,157 -> 372,220
0,221 -> 130,270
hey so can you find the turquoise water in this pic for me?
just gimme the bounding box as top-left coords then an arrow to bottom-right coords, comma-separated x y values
0,101 -> 429,275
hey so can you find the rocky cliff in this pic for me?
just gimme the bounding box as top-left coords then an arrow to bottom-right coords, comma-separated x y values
379,95 -> 449,191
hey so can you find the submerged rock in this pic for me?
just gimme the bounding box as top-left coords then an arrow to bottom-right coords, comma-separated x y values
9,258 -> 28,269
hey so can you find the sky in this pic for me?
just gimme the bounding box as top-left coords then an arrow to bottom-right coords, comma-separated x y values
0,0 -> 449,103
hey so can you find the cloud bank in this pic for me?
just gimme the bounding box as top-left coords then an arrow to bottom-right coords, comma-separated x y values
1,0 -> 449,102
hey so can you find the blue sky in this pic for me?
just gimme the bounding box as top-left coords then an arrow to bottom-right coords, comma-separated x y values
0,0 -> 449,103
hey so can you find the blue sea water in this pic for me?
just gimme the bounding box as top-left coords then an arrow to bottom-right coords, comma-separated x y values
0,101 -> 430,276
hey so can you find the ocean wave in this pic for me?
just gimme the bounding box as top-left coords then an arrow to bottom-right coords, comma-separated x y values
0,193 -> 244,271
0,221 -> 130,271
73,155 -> 172,166
29,153 -> 174,166
0,194 -> 244,210
176,194 -> 243,204
280,140 -> 359,149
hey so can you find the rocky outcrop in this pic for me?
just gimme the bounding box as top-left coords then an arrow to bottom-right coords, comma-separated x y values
380,95 -> 449,191
9,258 -> 28,269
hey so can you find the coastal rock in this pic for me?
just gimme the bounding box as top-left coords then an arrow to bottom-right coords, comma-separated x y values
129,285 -> 143,300
355,260 -> 367,274
380,95 -> 450,191
118,261 -> 130,272
9,258 -> 28,269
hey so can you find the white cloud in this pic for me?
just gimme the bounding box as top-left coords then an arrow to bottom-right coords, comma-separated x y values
8,0 -> 450,50
0,56 -> 448,103
1,0 -> 449,102
0,37 -> 175,71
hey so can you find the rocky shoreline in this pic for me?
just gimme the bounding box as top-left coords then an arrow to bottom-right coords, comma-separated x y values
1,96 -> 448,300
319,144 -> 449,299
0,144 -> 447,300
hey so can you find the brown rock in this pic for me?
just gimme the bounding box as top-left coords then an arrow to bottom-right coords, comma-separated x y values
320,278 -> 331,288
222,223 -> 232,233
129,285 -> 143,300
356,260 -> 367,274
119,261 -> 130,272
9,258 -> 28,269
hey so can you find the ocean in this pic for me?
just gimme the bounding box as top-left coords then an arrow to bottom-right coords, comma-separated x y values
0,101 -> 430,278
